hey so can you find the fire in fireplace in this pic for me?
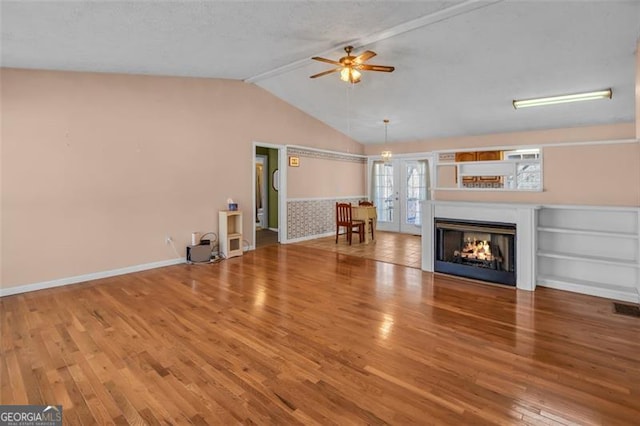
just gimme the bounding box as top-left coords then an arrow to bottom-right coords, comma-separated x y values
434,218 -> 516,286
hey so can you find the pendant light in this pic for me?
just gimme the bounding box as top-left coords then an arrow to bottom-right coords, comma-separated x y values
381,119 -> 392,161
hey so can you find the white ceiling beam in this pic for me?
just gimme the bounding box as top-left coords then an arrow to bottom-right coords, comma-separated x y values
244,0 -> 503,83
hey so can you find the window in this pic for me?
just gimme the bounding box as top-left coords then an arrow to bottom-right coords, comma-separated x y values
372,161 -> 394,222
405,160 -> 428,225
503,149 -> 540,160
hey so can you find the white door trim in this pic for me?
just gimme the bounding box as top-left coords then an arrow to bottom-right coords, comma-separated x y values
252,142 -> 287,248
255,155 -> 268,229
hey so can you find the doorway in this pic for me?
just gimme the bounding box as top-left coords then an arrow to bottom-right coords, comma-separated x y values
255,155 -> 268,229
253,144 -> 284,249
371,158 -> 430,234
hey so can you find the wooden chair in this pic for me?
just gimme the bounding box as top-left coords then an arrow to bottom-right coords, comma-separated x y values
336,202 -> 365,245
358,201 -> 376,240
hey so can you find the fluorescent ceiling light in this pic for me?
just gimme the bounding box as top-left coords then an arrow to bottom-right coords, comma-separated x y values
513,89 -> 612,109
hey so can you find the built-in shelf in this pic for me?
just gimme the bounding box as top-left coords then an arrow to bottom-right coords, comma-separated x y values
538,275 -> 637,299
537,226 -> 639,239
536,206 -> 640,303
537,250 -> 639,268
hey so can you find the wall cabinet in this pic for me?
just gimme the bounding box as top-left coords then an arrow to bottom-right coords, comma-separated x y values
219,210 -> 243,258
455,151 -> 478,162
455,151 -> 503,184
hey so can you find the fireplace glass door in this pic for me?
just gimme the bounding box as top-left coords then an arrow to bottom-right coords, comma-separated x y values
435,219 -> 516,286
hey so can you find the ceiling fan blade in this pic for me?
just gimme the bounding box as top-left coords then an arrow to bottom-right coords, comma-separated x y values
311,56 -> 342,66
353,50 -> 376,64
309,68 -> 342,79
358,64 -> 395,72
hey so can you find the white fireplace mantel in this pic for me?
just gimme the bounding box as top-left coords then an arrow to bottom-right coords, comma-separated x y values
422,201 -> 540,291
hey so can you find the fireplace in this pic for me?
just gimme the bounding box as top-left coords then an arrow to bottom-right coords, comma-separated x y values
434,218 -> 516,286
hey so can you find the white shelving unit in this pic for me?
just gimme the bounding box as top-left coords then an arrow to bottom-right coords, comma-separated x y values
219,210 -> 243,258
536,206 -> 640,303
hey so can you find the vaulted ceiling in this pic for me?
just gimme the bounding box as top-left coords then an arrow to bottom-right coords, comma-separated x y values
2,1 -> 639,144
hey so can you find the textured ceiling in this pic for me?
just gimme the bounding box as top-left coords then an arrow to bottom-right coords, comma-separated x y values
2,0 -> 639,144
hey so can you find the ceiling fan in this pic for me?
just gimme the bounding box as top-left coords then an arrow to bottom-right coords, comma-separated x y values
310,46 -> 395,84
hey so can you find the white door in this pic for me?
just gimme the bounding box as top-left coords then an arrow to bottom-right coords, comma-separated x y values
400,160 -> 429,234
372,160 -> 399,232
372,158 -> 429,233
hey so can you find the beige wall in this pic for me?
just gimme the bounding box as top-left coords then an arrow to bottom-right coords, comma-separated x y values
287,156 -> 364,199
365,123 -> 639,206
437,143 -> 640,206
637,39 -> 640,139
364,123 -> 635,155
0,73 -> 3,287
1,68 -> 362,289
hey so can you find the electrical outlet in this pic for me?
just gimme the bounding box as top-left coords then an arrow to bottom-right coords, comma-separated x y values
165,236 -> 173,244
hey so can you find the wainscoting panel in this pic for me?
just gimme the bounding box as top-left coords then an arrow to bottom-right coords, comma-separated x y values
287,197 -> 364,242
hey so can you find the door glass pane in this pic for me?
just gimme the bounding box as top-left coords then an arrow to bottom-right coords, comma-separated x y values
405,161 -> 427,225
373,162 -> 394,222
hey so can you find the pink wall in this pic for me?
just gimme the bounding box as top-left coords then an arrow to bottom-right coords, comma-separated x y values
287,156 -> 364,199
363,123 -> 635,155
637,40 -> 640,139
1,68 -> 362,289
0,73 -> 3,287
437,143 -> 639,206
364,123 -> 639,206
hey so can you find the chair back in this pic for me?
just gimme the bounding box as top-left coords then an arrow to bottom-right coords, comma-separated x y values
336,202 -> 353,226
359,201 -> 374,206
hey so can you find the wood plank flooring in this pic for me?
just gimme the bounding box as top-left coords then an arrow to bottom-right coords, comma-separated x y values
1,244 -> 639,425
296,231 -> 421,269
255,229 -> 279,249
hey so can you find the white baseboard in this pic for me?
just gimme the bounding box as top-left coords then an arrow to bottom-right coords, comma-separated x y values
268,227 -> 279,232
537,280 -> 640,304
284,231 -> 335,244
0,257 -> 185,297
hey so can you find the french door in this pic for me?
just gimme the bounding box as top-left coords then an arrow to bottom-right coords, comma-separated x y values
371,158 -> 429,234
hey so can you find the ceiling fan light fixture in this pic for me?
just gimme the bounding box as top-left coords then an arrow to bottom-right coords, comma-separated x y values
340,67 -> 361,83
311,46 -> 393,83
513,89 -> 612,109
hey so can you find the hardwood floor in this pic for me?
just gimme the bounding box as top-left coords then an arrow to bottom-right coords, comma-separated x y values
255,229 -> 279,249
296,231 -> 421,269
1,244 -> 639,425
